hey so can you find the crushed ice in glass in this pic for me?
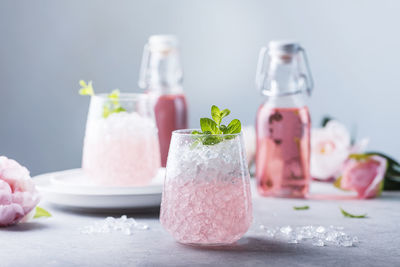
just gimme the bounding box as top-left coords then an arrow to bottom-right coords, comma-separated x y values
80,215 -> 149,235
259,225 -> 359,247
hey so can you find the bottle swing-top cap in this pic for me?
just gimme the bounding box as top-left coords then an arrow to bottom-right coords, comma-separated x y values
148,35 -> 179,53
139,35 -> 183,91
268,40 -> 300,55
256,40 -> 314,97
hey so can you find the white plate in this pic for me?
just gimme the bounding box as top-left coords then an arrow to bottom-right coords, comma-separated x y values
34,168 -> 165,211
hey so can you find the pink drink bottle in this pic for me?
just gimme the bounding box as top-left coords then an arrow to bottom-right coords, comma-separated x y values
139,35 -> 188,167
255,41 -> 314,198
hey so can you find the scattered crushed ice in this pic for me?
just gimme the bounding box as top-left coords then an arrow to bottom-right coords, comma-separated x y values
259,225 -> 359,247
80,215 -> 149,235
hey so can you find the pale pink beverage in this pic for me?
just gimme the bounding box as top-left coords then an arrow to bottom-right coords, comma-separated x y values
154,94 -> 188,167
256,106 -> 311,197
82,94 -> 160,186
160,130 -> 252,245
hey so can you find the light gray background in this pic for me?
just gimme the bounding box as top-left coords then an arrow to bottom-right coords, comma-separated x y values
0,0 -> 399,175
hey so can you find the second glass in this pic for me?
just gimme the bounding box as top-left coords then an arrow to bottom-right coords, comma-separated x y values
82,93 -> 160,186
160,130 -> 252,245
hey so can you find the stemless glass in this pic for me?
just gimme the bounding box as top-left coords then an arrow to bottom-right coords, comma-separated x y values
82,93 -> 160,186
160,130 -> 253,245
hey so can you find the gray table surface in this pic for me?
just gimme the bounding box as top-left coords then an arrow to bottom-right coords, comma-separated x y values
1,182 -> 400,267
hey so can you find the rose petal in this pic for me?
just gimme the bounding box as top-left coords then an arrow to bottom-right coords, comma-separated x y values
311,121 -> 352,180
0,203 -> 25,227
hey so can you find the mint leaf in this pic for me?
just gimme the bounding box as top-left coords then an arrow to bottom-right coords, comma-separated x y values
108,89 -> 121,105
193,105 -> 241,146
34,206 -> 52,219
293,205 -> 309,210
226,119 -> 241,134
113,106 -> 127,113
340,207 -> 367,218
211,105 -> 222,125
219,125 -> 227,133
78,80 -> 126,118
79,80 -> 94,96
102,89 -> 127,118
203,135 -> 222,145
200,118 -> 221,134
221,109 -> 230,119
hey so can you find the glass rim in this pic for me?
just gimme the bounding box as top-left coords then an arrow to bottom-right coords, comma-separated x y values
92,93 -> 149,101
172,129 -> 242,137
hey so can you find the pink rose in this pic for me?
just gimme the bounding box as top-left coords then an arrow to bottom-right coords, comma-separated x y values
339,155 -> 387,199
311,120 -> 368,180
0,156 -> 40,226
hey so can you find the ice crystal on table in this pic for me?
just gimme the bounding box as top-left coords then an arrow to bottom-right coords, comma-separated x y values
259,225 -> 359,247
80,215 -> 149,235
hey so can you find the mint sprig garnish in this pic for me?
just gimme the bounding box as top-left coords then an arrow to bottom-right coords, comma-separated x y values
192,105 -> 241,146
79,80 -> 126,118
340,207 -> 367,218
102,89 -> 127,118
79,80 -> 94,96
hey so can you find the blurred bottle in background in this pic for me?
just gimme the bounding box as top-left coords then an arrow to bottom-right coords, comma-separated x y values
255,41 -> 314,198
139,35 -> 188,167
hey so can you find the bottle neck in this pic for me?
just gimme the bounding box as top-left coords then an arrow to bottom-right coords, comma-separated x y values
147,85 -> 184,95
262,91 -> 308,108
261,56 -> 305,96
141,47 -> 184,94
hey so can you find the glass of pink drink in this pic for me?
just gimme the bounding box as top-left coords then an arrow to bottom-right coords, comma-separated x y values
160,130 -> 252,246
82,93 -> 160,186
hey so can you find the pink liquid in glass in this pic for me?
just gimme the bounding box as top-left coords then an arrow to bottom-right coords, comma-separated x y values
256,106 -> 311,197
160,178 -> 252,245
82,112 -> 160,186
154,94 -> 188,167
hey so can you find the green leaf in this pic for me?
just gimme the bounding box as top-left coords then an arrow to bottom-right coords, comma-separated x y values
79,80 -> 94,96
333,176 -> 342,189
221,109 -> 230,119
340,207 -> 367,218
108,89 -> 121,105
33,206 -> 52,219
226,119 -> 241,134
293,205 -> 309,210
333,176 -> 351,191
101,89 -> 127,118
219,125 -> 228,133
102,104 -> 112,118
348,154 -> 371,161
79,80 -> 87,87
366,151 -> 400,167
195,105 -> 241,146
202,135 -> 222,145
211,105 -> 222,125
321,116 -> 333,127
113,106 -> 127,113
200,118 -> 221,134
